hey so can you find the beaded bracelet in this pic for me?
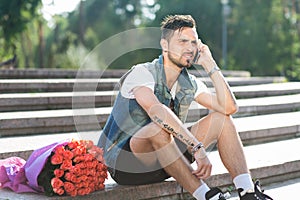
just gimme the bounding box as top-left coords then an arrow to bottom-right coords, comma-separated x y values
191,142 -> 204,155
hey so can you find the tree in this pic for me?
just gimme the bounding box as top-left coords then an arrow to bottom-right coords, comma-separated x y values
0,0 -> 41,65
228,0 -> 300,76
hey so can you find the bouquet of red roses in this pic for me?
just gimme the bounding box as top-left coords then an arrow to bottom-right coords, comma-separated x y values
0,139 -> 108,197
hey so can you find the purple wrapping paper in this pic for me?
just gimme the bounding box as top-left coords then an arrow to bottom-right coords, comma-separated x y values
24,140 -> 69,192
0,157 -> 36,193
0,139 -> 69,193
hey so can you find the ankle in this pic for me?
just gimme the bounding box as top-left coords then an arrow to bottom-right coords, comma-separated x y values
193,183 -> 210,200
233,173 -> 254,192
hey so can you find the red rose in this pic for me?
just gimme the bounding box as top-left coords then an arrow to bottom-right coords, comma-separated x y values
87,176 -> 94,182
98,177 -> 105,184
64,172 -> 72,181
54,169 -> 65,178
60,160 -> 73,170
75,182 -> 84,188
92,160 -> 98,167
98,183 -> 105,189
96,155 -> 104,162
100,171 -> 108,179
51,177 -> 64,189
87,149 -> 96,157
88,169 -> 97,176
77,162 -> 87,169
69,189 -> 78,197
64,181 -> 75,194
84,154 -> 94,162
82,140 -> 94,149
63,150 -> 74,160
72,147 -> 86,156
51,154 -> 63,165
53,187 -> 65,195
68,140 -> 80,149
77,188 -> 91,196
86,161 -> 93,169
73,155 -> 84,163
70,165 -> 80,175
83,181 -> 90,188
78,175 -> 88,182
71,175 -> 80,183
54,146 -> 65,155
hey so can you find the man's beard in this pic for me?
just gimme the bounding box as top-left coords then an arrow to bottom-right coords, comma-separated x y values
168,52 -> 192,69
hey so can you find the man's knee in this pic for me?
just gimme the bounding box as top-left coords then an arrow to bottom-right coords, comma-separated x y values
146,123 -> 173,148
208,112 -> 235,127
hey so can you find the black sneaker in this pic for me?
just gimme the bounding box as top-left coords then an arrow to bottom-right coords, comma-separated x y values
238,180 -> 273,200
205,187 -> 230,200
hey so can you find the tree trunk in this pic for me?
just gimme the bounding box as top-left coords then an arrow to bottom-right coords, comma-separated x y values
79,0 -> 85,45
38,20 -> 45,68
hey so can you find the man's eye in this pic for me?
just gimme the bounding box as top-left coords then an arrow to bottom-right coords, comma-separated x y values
179,39 -> 188,43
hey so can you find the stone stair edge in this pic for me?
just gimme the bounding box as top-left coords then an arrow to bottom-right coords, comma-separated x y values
0,68 -> 251,79
1,89 -> 300,110
1,110 -> 300,139
2,92 -> 300,118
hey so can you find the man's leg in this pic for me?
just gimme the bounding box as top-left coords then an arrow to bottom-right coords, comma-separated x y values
190,112 -> 249,179
130,122 -> 202,194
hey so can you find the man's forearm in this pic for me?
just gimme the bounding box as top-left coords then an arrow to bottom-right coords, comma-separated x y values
209,69 -> 238,114
149,103 -> 201,148
204,60 -> 238,115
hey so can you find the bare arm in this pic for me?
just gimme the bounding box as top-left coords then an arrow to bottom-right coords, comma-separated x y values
195,41 -> 238,115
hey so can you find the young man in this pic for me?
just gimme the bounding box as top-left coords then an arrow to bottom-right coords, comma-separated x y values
98,15 -> 273,200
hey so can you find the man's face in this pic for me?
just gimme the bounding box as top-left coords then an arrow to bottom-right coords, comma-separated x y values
166,27 -> 198,68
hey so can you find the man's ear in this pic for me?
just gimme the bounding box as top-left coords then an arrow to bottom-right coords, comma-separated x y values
160,39 -> 168,52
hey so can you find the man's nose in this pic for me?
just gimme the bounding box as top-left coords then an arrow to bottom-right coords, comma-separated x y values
186,41 -> 196,52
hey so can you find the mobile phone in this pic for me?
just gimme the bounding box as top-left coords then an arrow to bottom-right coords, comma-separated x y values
193,50 -> 200,64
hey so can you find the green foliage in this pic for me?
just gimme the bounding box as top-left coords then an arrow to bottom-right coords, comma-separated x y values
0,0 -> 40,41
0,0 -> 41,60
228,0 -> 300,76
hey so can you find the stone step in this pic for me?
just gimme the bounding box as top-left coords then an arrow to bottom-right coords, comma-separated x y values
0,137 -> 299,200
0,68 -> 251,79
0,76 -> 286,93
0,78 -> 119,93
1,111 -> 299,153
0,107 -> 111,137
232,82 -> 300,98
187,93 -> 300,121
1,82 -> 300,112
0,91 -> 117,111
1,92 -> 300,137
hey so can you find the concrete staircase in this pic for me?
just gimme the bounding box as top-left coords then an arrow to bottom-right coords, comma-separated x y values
0,68 -> 300,200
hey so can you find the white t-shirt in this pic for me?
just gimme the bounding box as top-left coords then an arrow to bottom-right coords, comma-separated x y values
121,66 -> 208,99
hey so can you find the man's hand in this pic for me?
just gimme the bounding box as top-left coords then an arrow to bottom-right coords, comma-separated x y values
195,39 -> 216,72
192,148 -> 212,180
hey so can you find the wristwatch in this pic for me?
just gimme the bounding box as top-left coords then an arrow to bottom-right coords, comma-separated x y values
208,66 -> 220,77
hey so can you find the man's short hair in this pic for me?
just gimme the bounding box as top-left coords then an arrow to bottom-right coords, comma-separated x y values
161,15 -> 196,40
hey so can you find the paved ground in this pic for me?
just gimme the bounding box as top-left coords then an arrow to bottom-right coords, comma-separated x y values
1,178 -> 299,199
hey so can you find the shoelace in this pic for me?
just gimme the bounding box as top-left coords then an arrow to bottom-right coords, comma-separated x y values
254,181 -> 273,200
206,188 -> 231,200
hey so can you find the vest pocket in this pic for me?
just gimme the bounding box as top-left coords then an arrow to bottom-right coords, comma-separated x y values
176,91 -> 194,122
